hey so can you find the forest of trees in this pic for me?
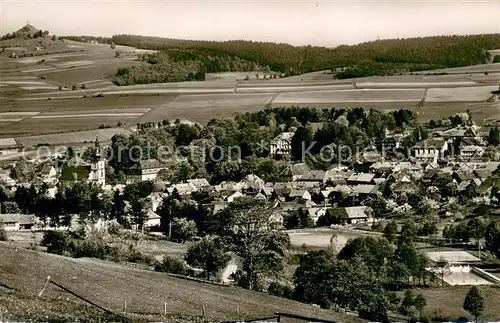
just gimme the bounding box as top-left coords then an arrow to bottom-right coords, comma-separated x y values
111,49 -> 268,85
108,34 -> 500,77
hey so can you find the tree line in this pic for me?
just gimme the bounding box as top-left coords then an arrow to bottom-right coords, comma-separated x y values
110,49 -> 268,85
106,33 -> 500,77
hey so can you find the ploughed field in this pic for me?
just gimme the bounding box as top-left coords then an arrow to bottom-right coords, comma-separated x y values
1,38 -> 500,144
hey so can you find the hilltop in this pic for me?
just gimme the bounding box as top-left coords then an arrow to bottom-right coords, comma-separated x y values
1,24 -> 48,41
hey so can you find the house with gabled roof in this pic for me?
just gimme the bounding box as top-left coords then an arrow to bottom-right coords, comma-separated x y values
346,173 -> 375,185
474,168 -> 492,181
289,189 -> 311,201
187,178 -> 210,191
325,206 -> 373,225
270,132 -> 294,155
460,145 -> 485,160
280,163 -> 311,182
144,210 -> 161,229
413,138 -> 448,164
126,159 -> 168,182
298,170 -> 326,186
452,171 -> 476,184
40,165 -> 57,178
0,214 -> 36,231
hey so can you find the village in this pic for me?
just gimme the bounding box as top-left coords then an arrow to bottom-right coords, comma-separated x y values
1,107 -> 500,295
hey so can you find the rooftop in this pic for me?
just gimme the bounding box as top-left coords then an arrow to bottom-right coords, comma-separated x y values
272,132 -> 294,142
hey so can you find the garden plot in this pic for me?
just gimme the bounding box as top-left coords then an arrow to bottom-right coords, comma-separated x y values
273,88 -> 424,104
425,85 -> 498,102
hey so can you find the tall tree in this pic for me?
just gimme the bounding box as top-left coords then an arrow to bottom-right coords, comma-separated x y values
110,190 -> 127,225
485,221 -> 500,258
488,127 -> 500,146
291,125 -> 313,160
207,197 -> 290,290
463,286 -> 484,322
171,217 -> 197,243
383,220 -> 398,244
184,236 -> 230,279
434,257 -> 450,287
467,217 -> 487,253
413,294 -> 427,320
131,199 -> 148,232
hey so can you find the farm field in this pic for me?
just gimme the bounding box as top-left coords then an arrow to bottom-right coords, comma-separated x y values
0,116 -> 138,137
273,89 -> 425,104
425,85 -> 498,102
140,93 -> 277,124
1,38 -> 500,141
0,243 -> 360,322
417,102 -> 500,122
237,84 -> 352,93
15,127 -> 133,147
355,81 -> 477,89
42,60 -> 142,86
415,62 -> 500,74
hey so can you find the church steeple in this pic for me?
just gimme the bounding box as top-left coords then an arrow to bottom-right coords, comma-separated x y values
90,136 -> 105,187
93,136 -> 101,160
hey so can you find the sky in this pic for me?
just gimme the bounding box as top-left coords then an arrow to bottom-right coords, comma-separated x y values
1,0 -> 500,46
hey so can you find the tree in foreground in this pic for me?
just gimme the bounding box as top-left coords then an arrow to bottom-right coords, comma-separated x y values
184,236 -> 230,280
463,286 -> 484,323
207,197 -> 290,290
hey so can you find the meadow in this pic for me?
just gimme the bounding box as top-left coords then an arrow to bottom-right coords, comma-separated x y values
0,243 -> 359,322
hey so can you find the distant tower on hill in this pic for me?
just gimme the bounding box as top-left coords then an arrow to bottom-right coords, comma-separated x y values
90,137 -> 105,187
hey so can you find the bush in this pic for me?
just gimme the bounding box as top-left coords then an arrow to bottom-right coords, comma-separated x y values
41,231 -> 70,255
70,239 -> 120,261
125,244 -> 154,265
155,256 -> 188,275
267,282 -> 293,299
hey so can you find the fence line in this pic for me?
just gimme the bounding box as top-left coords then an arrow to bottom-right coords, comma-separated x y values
48,278 -> 131,322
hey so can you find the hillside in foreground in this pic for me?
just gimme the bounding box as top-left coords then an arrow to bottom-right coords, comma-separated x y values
0,243 -> 362,322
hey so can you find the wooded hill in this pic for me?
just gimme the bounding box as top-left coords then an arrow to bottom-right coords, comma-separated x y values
108,34 -> 500,77
110,49 -> 269,85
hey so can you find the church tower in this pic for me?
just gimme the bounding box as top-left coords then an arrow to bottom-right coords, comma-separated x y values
90,137 -> 105,187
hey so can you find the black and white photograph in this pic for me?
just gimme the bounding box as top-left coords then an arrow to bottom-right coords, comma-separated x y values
1,1 -> 500,322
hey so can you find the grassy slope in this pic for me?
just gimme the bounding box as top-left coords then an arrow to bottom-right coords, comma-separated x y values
0,243 -> 363,322
416,286 -> 500,320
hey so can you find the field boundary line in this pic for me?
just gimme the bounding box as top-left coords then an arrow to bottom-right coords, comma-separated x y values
267,92 -> 280,105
